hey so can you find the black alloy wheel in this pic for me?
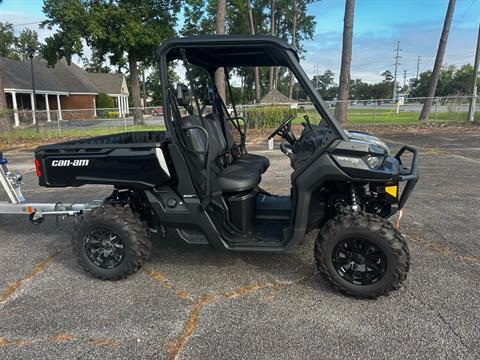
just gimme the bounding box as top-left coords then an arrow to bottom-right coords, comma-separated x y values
332,237 -> 387,285
84,228 -> 126,269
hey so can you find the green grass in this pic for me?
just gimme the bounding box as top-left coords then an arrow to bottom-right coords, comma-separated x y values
0,124 -> 166,146
294,108 -> 478,126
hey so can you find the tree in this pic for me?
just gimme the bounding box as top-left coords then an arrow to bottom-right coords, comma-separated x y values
42,0 -> 180,125
419,0 -> 456,120
268,0 -> 276,90
14,29 -> 40,61
83,49 -> 112,73
381,70 -> 394,83
215,0 -> 227,102
247,0 -> 261,103
335,0 -> 355,124
288,0 -> 297,99
312,69 -> 335,97
0,22 -> 16,58
0,1 -> 12,132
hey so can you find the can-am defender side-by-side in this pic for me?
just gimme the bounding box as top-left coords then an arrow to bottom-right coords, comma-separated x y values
4,35 -> 419,298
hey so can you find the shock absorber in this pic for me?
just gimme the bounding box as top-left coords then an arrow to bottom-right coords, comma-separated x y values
350,184 -> 361,212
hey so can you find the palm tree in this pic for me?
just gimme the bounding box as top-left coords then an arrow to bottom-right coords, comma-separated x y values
215,0 -> 226,102
419,0 -> 456,120
334,0 -> 355,124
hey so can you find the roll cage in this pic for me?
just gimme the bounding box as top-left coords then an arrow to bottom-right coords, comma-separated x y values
155,35 -> 349,143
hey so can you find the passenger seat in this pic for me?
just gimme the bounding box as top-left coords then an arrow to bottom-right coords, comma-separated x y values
204,113 -> 270,174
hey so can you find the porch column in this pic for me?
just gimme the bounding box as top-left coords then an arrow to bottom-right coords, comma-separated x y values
122,96 -> 127,116
30,93 -> 36,124
93,97 -> 97,117
56,94 -> 62,121
118,96 -> 122,118
45,94 -> 51,122
10,91 -> 20,127
126,96 -> 129,115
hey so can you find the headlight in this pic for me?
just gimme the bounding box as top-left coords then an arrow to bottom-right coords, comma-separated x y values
365,155 -> 384,169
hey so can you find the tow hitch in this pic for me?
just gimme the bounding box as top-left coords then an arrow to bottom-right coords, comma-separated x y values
0,152 -> 99,224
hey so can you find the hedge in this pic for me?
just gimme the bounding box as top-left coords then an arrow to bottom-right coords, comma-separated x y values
243,106 -> 297,129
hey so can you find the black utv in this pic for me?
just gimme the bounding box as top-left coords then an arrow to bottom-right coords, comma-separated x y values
35,35 -> 418,298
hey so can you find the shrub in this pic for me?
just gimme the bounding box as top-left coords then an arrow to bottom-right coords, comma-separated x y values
243,106 -> 297,129
96,93 -> 114,109
107,111 -> 119,118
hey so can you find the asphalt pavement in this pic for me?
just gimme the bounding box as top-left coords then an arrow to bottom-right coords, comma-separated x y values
0,131 -> 479,359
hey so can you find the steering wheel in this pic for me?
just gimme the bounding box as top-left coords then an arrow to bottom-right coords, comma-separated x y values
268,114 -> 296,141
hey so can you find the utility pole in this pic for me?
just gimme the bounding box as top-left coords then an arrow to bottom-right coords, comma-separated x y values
416,56 -> 421,79
468,24 -> 480,122
392,40 -> 402,100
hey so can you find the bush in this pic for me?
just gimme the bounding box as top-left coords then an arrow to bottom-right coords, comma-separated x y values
96,93 -> 114,109
243,106 -> 297,129
107,111 -> 119,118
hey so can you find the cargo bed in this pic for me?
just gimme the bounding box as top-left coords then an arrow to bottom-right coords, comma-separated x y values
35,131 -> 171,188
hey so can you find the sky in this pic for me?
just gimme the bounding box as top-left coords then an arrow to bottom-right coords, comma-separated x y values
1,0 -> 479,84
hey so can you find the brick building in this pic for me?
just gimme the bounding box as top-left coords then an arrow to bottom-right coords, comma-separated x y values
1,57 -> 129,126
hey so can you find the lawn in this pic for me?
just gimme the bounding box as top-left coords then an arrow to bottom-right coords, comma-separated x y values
0,124 -> 166,148
295,108 -> 478,126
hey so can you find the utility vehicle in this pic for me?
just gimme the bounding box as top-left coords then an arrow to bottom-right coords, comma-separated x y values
3,36 -> 419,298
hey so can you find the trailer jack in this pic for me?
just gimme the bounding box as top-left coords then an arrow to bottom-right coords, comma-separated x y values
0,152 -> 99,224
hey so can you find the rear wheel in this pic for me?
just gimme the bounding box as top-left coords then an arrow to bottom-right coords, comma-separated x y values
315,212 -> 409,298
72,205 -> 151,280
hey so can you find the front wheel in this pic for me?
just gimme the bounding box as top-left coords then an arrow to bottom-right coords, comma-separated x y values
72,205 -> 151,280
315,212 -> 409,298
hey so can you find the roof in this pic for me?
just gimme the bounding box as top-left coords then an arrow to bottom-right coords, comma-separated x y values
259,89 -> 297,104
85,72 -> 126,95
1,57 -> 127,95
157,35 -> 299,70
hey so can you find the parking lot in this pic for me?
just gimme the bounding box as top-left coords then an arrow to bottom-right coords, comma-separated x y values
0,130 -> 479,359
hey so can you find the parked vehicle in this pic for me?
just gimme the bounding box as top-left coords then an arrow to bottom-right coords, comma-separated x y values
28,36 -> 419,298
151,106 -> 163,116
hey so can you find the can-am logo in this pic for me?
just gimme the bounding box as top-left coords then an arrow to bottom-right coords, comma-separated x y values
51,159 -> 89,167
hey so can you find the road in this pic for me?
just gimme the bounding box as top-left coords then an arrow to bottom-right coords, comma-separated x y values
0,131 -> 479,359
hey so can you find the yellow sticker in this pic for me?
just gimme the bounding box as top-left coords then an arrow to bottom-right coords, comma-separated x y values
385,185 -> 398,198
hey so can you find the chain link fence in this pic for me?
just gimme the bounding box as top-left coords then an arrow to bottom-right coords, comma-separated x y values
237,95 -> 479,129
1,95 -> 478,146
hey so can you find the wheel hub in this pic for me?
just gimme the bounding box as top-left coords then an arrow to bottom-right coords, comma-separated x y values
332,238 -> 387,285
84,228 -> 125,269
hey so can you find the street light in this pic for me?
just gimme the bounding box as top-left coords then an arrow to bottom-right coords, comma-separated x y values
27,46 -> 39,133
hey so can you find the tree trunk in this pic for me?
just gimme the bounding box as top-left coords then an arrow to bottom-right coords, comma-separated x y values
334,0 -> 355,124
269,0 -> 275,91
419,0 -> 456,121
215,0 -> 226,103
0,58 -> 11,132
288,0 -> 297,99
128,52 -> 144,125
247,0 -> 261,103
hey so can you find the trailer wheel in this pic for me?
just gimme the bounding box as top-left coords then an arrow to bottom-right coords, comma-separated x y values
315,212 -> 409,299
72,205 -> 151,280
